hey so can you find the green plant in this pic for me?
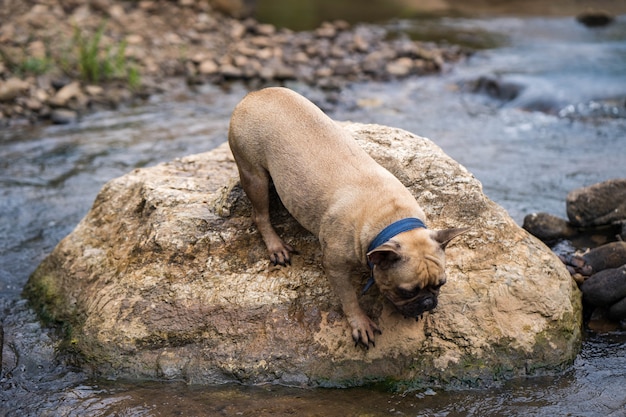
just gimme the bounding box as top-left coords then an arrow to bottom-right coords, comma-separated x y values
0,45 -> 52,76
20,56 -> 52,75
72,22 -> 140,87
127,65 -> 141,90
74,23 -> 105,82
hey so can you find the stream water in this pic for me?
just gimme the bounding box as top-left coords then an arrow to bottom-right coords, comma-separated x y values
2,13 -> 626,417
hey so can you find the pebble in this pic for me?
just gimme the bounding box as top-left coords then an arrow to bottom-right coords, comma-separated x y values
49,81 -> 82,107
1,2 -> 468,126
50,109 -> 78,124
577,10 -> 615,27
0,78 -> 30,102
198,60 -> 218,75
85,85 -> 104,96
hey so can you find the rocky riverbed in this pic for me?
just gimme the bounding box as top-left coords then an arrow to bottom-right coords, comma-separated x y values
523,179 -> 626,330
0,0 -> 468,127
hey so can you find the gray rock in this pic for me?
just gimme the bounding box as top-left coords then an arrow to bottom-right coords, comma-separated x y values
50,109 -> 77,124
522,212 -> 578,242
581,242 -> 626,274
0,78 -> 30,102
566,179 -> 626,227
49,81 -> 83,107
581,265 -> 626,307
577,10 -> 615,27
25,122 -> 581,388
608,296 -> 626,320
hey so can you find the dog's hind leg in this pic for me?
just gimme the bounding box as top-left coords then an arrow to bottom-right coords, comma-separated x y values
236,163 -> 295,266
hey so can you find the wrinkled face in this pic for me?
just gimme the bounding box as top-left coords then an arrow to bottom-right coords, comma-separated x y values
383,276 -> 445,319
367,229 -> 449,319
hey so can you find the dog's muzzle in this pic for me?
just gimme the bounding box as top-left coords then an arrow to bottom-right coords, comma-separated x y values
387,289 -> 439,319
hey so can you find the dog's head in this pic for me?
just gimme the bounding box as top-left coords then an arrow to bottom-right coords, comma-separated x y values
367,227 -> 468,318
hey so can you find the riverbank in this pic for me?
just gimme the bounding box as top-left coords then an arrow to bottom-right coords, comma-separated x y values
0,0 -> 469,127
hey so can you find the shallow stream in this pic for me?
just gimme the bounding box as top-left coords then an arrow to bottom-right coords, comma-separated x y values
2,13 -> 626,417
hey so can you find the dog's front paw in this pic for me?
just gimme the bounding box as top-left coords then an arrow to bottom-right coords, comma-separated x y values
268,241 -> 296,266
350,315 -> 382,349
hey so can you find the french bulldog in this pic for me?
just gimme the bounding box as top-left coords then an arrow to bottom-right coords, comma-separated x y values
228,87 -> 467,347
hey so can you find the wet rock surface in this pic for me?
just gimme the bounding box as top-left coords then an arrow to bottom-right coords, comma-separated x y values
566,179 -> 626,228
581,266 -> 626,308
522,212 -> 578,243
576,10 -> 615,27
0,0 -> 468,127
24,122 -> 581,387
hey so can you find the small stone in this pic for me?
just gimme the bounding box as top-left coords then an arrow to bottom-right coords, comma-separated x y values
23,97 -> 43,111
230,21 -> 246,39
85,85 -> 104,96
198,60 -> 218,75
50,81 -> 82,107
34,89 -> 49,102
333,20 -> 350,31
522,212 -> 578,242
50,109 -> 78,124
333,60 -> 357,76
315,67 -> 333,78
258,66 -> 275,80
290,52 -> 309,64
273,65 -> 295,80
577,10 -> 614,27
255,23 -> 276,36
0,22 -> 15,43
330,46 -> 345,59
386,58 -> 414,77
233,55 -> 248,67
220,64 -> 242,78
108,4 -> 126,20
0,78 -> 30,102
256,48 -> 273,60
138,1 -> 156,11
125,34 -> 144,45
27,40 -> 46,59
250,36 -> 272,48
164,32 -> 183,45
352,34 -> 369,53
316,23 -> 336,39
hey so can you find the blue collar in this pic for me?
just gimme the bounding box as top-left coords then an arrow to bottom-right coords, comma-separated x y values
362,217 -> 427,294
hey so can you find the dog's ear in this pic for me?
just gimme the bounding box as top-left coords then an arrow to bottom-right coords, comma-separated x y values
431,227 -> 470,250
367,241 -> 402,270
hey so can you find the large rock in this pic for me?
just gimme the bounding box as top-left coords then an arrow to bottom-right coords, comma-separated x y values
25,123 -> 581,388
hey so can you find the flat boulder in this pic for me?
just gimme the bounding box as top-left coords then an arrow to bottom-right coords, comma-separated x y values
25,123 -> 581,388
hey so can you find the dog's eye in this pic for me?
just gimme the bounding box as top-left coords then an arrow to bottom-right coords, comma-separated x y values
397,286 -> 420,298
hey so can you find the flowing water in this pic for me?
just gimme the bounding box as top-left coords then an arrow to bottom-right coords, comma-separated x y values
2,14 -> 626,417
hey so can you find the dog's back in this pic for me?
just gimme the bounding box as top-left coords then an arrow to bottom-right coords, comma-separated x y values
228,87 -> 410,236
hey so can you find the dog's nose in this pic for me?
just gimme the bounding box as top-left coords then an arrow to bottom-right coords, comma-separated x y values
421,297 -> 435,310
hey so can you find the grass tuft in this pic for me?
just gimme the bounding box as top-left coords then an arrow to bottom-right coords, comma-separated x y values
72,22 -> 140,87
